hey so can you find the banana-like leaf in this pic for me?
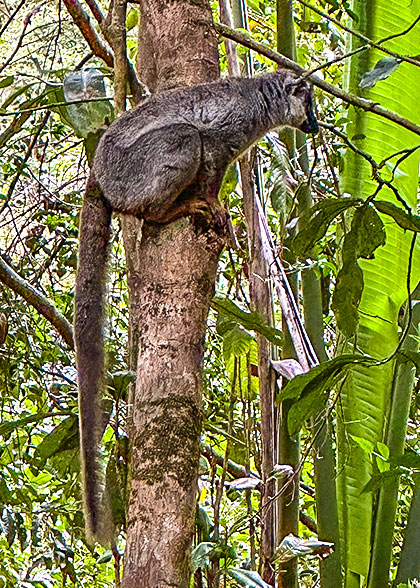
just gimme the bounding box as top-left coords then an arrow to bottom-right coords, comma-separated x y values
338,0 -> 420,583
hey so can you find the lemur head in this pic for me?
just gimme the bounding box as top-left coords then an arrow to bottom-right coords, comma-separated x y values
284,72 -> 319,134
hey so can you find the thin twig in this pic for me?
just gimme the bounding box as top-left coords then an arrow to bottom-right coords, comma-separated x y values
319,121 -> 412,212
0,96 -> 113,117
0,3 -> 46,74
296,0 -> 420,69
6,113 -> 50,202
304,44 -> 368,79
0,0 -> 26,38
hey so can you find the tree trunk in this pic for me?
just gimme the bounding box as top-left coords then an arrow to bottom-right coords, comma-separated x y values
121,3 -> 223,587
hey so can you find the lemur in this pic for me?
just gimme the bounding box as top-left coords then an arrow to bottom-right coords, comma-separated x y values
74,68 -> 318,541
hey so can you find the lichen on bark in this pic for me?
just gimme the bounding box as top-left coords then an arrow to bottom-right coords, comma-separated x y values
132,394 -> 202,489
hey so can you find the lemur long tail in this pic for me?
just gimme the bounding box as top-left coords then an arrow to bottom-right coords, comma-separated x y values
75,176 -> 112,542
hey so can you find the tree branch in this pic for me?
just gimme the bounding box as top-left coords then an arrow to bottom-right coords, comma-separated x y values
108,0 -> 128,114
62,0 -> 113,66
0,0 -> 26,38
62,0 -> 147,103
85,0 -> 104,23
214,22 -> 420,137
0,256 -> 74,348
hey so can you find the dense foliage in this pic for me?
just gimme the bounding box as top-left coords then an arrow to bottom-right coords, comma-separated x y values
0,0 -> 420,587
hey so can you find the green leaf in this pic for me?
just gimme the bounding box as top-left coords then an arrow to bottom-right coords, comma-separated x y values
331,256 -> 363,337
293,198 -> 360,258
0,412 -> 57,438
108,370 -> 136,399
278,354 -> 370,403
0,76 -> 14,89
34,415 -> 78,462
97,551 -> 113,564
374,200 -> 420,232
390,450 -> 420,469
221,324 -> 254,360
376,442 -> 389,459
353,204 -> 386,259
361,469 -> 401,494
0,478 -> 13,505
212,296 -> 283,347
278,355 -> 374,434
332,204 -> 385,337
105,456 -> 126,528
359,57 -> 402,89
351,435 -> 374,454
219,164 -> 239,199
398,349 -> 420,372
227,568 -> 273,588
287,385 -> 329,436
126,8 -> 139,31
337,0 -> 420,573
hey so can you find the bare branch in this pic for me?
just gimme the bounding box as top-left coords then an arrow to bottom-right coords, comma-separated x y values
62,0 -> 114,67
320,121 -> 412,212
85,0 -> 104,23
0,2 -> 46,74
0,256 -> 74,348
108,0 -> 128,114
5,113 -> 50,203
0,0 -> 26,38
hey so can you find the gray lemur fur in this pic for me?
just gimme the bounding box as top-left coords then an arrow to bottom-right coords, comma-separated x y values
75,68 -> 318,542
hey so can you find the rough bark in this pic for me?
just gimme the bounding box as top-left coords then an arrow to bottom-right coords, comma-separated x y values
121,2 -> 222,587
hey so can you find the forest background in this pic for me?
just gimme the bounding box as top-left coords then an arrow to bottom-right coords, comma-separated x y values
0,1 -> 420,587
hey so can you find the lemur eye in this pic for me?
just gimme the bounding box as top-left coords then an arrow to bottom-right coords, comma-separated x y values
293,83 -> 308,97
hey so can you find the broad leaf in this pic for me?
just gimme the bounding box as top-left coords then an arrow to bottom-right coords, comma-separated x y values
0,76 -> 14,89
337,0 -> 420,579
34,416 -> 78,462
374,200 -> 420,232
332,205 -> 385,337
293,198 -> 360,258
212,296 -> 283,347
353,204 -> 386,259
278,354 -> 370,404
273,533 -> 334,563
331,256 -> 363,338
